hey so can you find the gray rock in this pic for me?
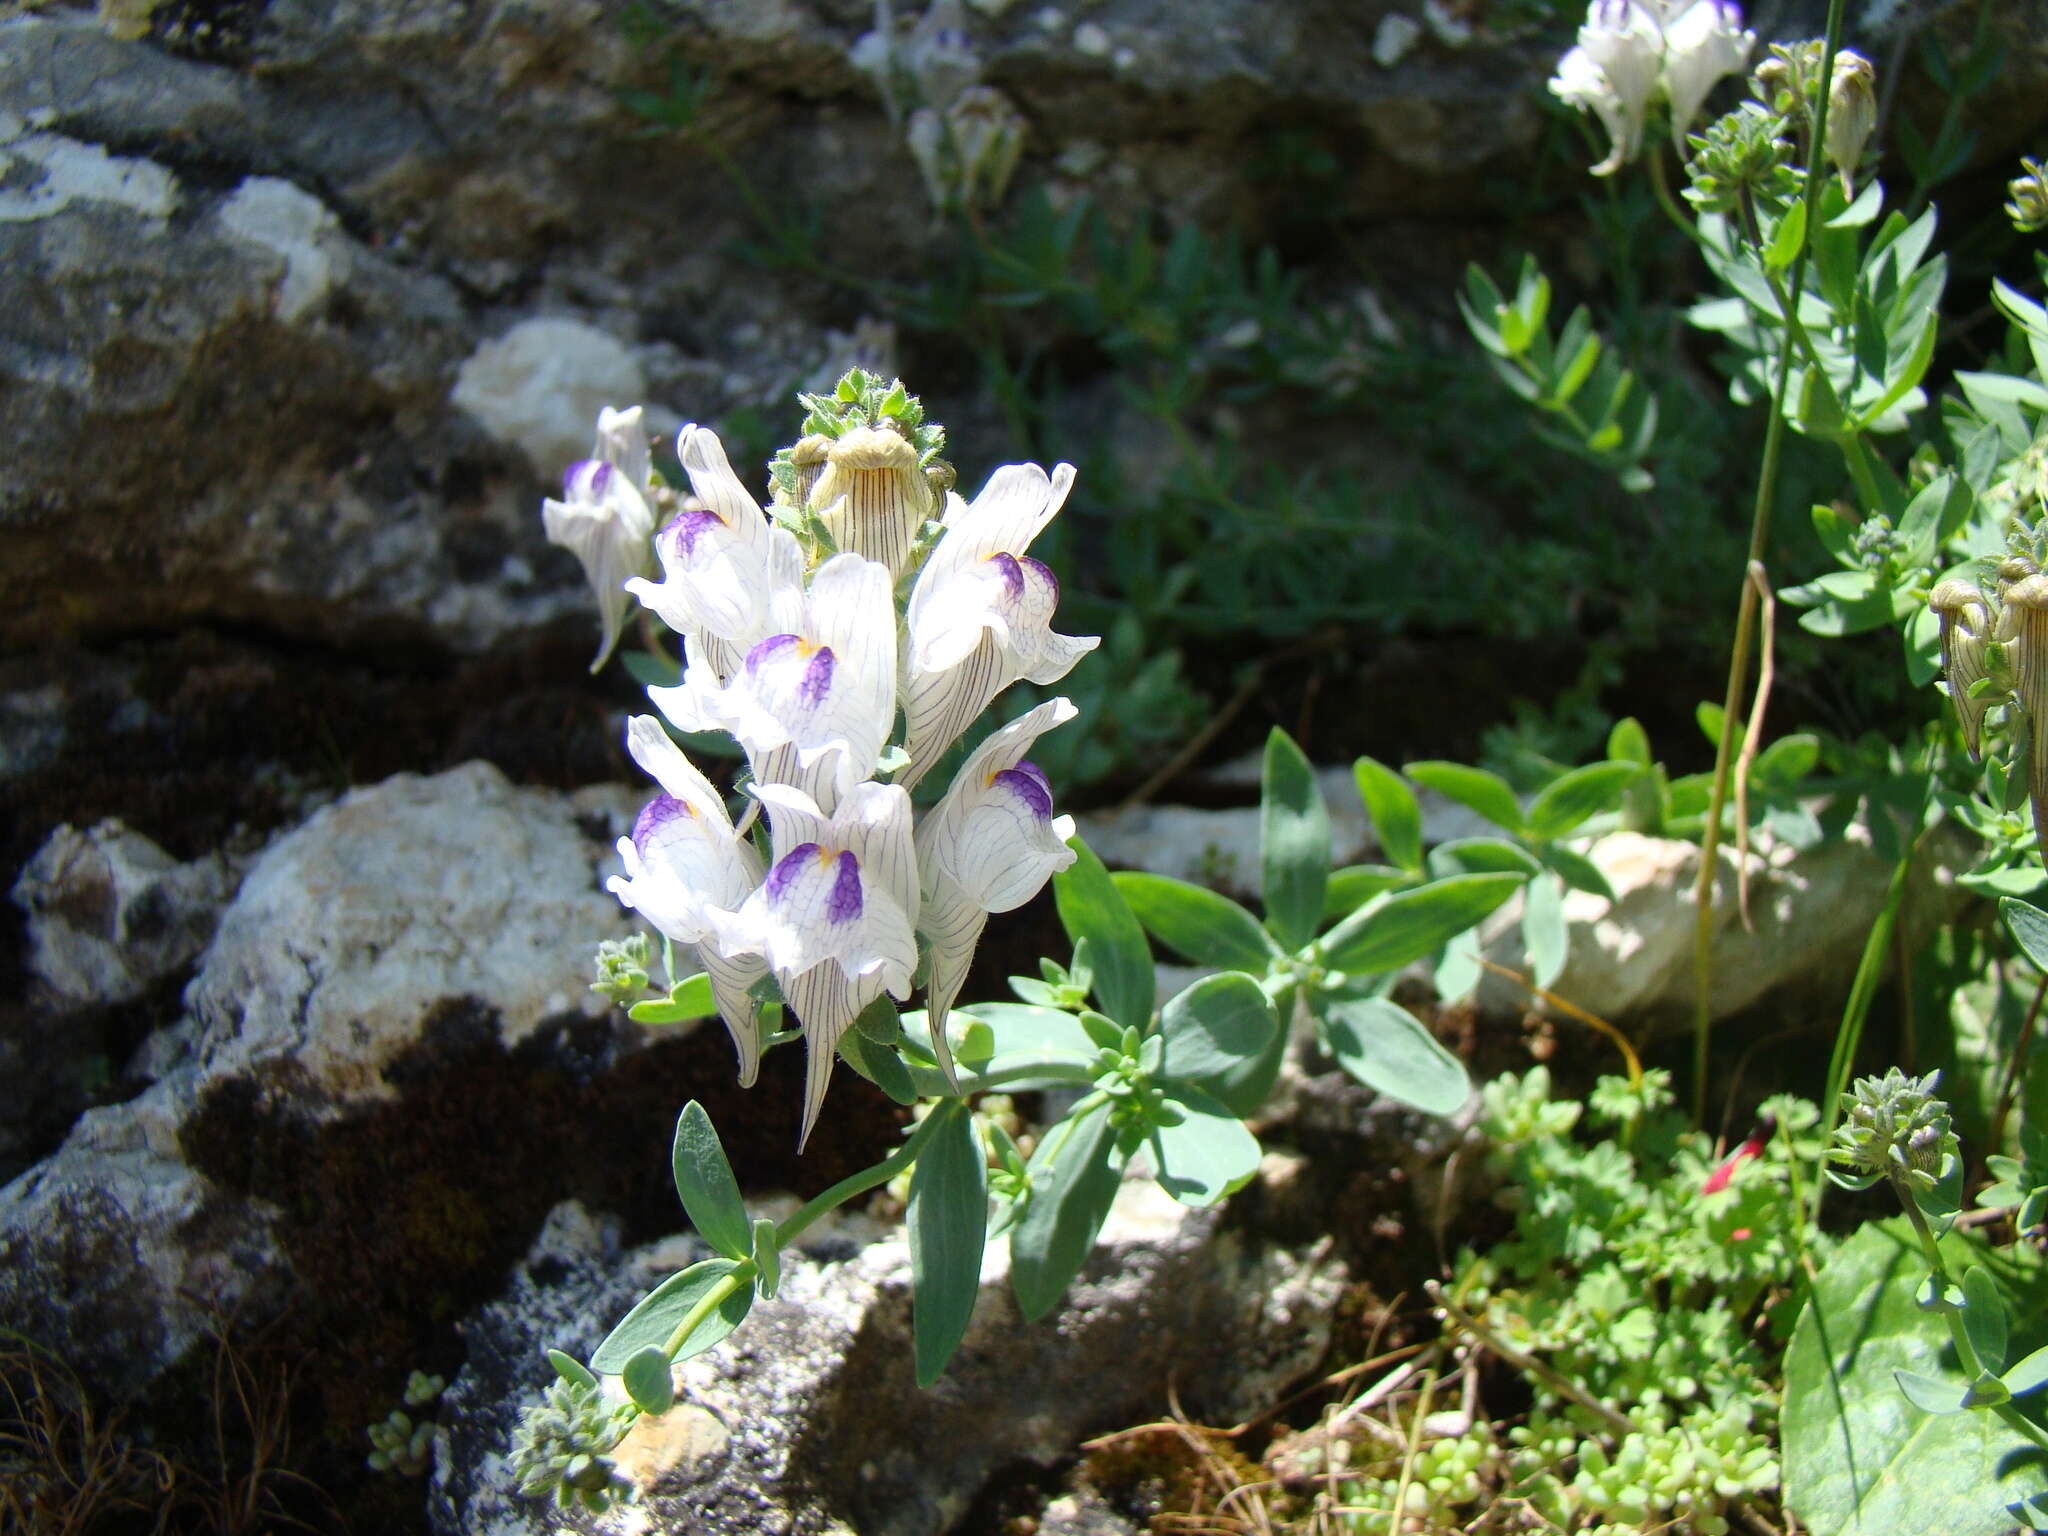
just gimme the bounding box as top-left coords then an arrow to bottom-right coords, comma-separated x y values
12,819 -> 242,1014
185,761 -> 638,1111
0,763 -> 648,1393
432,1176 -> 1343,1535
452,319 -> 649,482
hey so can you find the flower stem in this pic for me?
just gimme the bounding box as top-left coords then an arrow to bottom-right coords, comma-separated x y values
1691,0 -> 1852,1128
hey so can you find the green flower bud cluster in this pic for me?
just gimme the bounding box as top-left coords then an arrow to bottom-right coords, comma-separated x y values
590,934 -> 652,1005
365,1370 -> 446,1476
1569,1403 -> 1774,1536
2008,155 -> 2048,235
508,1371 -> 638,1513
1478,1067 -> 1582,1168
1829,1068 -> 1959,1194
1684,101 -> 1799,214
1337,1426 -> 1493,1534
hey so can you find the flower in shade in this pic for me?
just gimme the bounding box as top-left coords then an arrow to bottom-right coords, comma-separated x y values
1823,49 -> 1876,197
542,426 -> 657,673
898,461 -> 1098,789
653,552 -> 897,815
626,425 -> 802,681
807,425 -> 933,580
718,781 -> 920,1148
916,697 -> 1080,1088
606,716 -> 768,1083
1550,0 -> 1753,176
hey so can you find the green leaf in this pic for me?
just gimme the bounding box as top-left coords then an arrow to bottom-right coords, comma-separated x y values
1011,1098 -> 1124,1322
2004,898 -> 2048,975
1149,1083 -> 1261,1207
1261,729 -> 1331,951
1526,761 -> 1639,840
750,1216 -> 780,1298
1522,871 -> 1568,988
1783,1219 -> 2045,1536
1320,873 -> 1524,975
592,1259 -> 753,1371
1428,837 -> 1541,878
1113,873 -> 1279,971
1354,756 -> 1424,873
1961,1265 -> 2009,1373
1540,843 -> 1618,902
1054,839 -> 1155,1031
1405,761 -> 1524,833
1893,1368 -> 1970,1415
671,1102 -> 753,1262
1767,199 -> 1809,270
1320,997 -> 1470,1115
837,1027 -> 917,1104
629,972 -> 717,1025
910,1103 -> 988,1386
547,1348 -> 597,1391
621,1345 -> 674,1415
1157,971 -> 1281,1117
2004,1345 -> 2048,1397
1323,864 -> 1413,919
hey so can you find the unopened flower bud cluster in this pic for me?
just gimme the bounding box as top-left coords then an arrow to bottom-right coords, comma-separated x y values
1829,1068 -> 1959,1195
545,371 -> 1097,1146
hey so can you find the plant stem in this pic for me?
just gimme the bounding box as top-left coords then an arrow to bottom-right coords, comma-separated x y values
1811,854 -> 1912,1223
1691,0 -> 1852,1127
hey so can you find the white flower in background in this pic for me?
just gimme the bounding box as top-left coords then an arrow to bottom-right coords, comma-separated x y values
656,552 -> 898,816
719,781 -> 921,1148
607,717 -> 769,1083
1550,0 -> 1752,176
626,425 -> 801,680
916,697 -> 1079,1086
899,460 -> 1098,788
1824,49 -> 1876,196
907,84 -> 1027,216
541,413 -> 658,672
1660,1 -> 1755,137
808,425 -> 933,580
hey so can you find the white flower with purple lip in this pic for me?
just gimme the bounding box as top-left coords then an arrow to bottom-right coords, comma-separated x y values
899,461 -> 1098,789
1550,0 -> 1751,175
659,552 -> 897,815
606,716 -> 769,1083
1660,0 -> 1754,137
916,697 -> 1079,1087
719,781 -> 920,1148
625,425 -> 801,680
542,449 -> 656,674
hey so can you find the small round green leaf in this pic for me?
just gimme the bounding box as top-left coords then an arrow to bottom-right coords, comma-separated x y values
592,1259 -> 754,1372
1320,997 -> 1470,1115
1148,1083 -> 1261,1208
621,1345 -> 674,1416
1156,971 -> 1281,1117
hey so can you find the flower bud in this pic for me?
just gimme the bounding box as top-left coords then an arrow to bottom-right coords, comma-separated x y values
785,433 -> 832,509
1824,50 -> 1876,197
808,425 -> 931,578
1929,577 -> 1994,759
2003,572 -> 2048,860
1829,1068 -> 1958,1196
2008,155 -> 2048,235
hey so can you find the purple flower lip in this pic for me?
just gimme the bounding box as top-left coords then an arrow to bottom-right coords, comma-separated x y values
632,792 -> 692,846
1011,759 -> 1051,797
766,842 -> 822,902
745,633 -> 803,672
826,850 -> 863,924
986,551 -> 1026,599
798,647 -> 836,708
1019,555 -> 1058,601
565,459 -> 613,500
993,765 -> 1053,820
662,506 -> 726,559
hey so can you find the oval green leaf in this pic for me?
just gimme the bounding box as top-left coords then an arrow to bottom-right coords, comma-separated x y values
1113,872 -> 1279,971
1054,838 -> 1155,1031
592,1258 -> 754,1372
1320,996 -> 1470,1115
909,1103 -> 989,1386
1320,873 -> 1523,976
1526,761 -> 1639,841
1011,1098 -> 1123,1323
672,1101 -> 752,1262
1261,728 -> 1330,952
1522,871 -> 1568,989
1405,760 -> 1523,833
1149,1083 -> 1261,1208
1157,971 -> 1281,1117
629,971 -> 717,1025
1354,755 -> 1423,873
621,1345 -> 674,1416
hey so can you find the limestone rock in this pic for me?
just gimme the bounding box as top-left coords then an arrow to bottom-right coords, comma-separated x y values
432,1177 -> 1343,1535
185,761 -> 638,1111
452,320 -> 649,483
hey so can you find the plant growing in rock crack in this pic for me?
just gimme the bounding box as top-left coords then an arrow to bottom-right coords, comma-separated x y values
516,372 -> 1495,1508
